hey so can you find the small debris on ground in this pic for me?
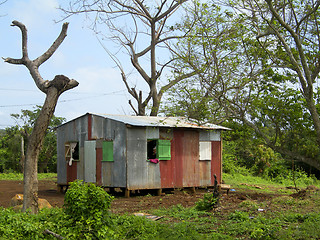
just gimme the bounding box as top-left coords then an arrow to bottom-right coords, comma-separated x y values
240,183 -> 263,189
133,212 -> 163,221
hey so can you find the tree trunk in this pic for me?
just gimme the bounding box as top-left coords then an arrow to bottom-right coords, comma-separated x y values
305,95 -> 320,146
20,136 -> 25,173
4,20 -> 79,213
23,87 -> 59,213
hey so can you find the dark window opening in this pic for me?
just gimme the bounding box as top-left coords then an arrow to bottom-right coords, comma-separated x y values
72,143 -> 79,160
65,142 -> 79,161
147,140 -> 157,159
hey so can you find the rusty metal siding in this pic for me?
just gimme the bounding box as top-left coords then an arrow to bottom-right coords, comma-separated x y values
163,129 -> 214,188
57,113 -> 224,189
172,130 -> 184,187
182,130 -> 200,187
127,127 -> 161,190
159,129 -> 175,188
159,159 -> 175,188
199,161 -> 211,186
57,115 -> 88,185
95,139 -> 103,185
160,129 -> 185,188
66,162 -> 77,183
211,141 -> 222,184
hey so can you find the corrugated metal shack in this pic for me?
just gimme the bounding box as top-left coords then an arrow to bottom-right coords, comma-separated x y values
56,113 -> 229,196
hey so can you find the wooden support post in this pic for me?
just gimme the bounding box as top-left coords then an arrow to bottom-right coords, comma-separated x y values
157,189 -> 162,196
57,185 -> 65,193
124,189 -> 130,198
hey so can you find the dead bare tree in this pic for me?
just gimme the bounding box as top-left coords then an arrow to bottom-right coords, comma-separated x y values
60,0 -> 195,116
3,21 -> 79,213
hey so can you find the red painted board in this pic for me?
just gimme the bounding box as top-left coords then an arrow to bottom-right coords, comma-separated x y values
67,161 -> 77,184
211,141 -> 221,184
96,147 -> 102,185
182,130 -> 199,187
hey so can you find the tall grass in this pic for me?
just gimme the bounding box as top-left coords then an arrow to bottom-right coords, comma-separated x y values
223,171 -> 320,189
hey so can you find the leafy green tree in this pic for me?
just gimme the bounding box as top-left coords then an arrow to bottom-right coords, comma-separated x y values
163,0 -> 320,171
0,126 -> 21,172
10,106 -> 66,173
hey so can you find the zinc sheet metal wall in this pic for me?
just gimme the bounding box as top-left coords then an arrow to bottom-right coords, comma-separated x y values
58,113 -> 223,189
101,117 -> 127,188
160,129 -> 222,188
211,141 -> 222,184
160,129 -> 201,188
84,141 -> 96,182
126,127 -> 161,190
57,116 -> 88,185
89,115 -> 127,188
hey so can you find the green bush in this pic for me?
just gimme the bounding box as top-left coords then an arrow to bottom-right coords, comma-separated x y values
63,180 -> 115,239
195,193 -> 219,211
228,210 -> 249,222
113,214 -> 161,239
0,207 -> 44,239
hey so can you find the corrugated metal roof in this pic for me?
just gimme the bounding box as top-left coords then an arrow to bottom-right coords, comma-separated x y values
92,113 -> 230,130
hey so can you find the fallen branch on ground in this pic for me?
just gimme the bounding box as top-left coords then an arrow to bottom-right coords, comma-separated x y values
43,229 -> 64,239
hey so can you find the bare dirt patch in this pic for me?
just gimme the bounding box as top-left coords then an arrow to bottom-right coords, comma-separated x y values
0,180 -> 276,214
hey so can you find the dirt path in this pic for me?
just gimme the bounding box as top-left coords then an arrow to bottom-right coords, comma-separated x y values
0,180 -> 65,208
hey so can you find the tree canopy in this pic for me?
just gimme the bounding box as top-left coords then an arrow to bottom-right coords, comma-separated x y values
162,0 -> 320,171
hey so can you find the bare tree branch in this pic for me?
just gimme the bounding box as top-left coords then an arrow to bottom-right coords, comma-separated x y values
60,0 -> 187,116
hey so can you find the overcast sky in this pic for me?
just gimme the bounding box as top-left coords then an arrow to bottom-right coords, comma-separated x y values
0,0 -> 139,128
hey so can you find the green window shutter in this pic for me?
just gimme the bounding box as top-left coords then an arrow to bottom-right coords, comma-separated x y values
157,139 -> 171,160
102,141 -> 114,162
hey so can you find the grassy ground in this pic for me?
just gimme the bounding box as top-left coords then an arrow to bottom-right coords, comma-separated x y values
0,173 -> 57,181
1,173 -> 320,239
147,173 -> 320,239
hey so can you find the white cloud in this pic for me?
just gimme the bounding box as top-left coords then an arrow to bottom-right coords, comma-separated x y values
71,66 -> 123,93
9,0 -> 59,29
